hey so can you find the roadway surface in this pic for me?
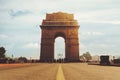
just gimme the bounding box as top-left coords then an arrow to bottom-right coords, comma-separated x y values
0,63 -> 120,80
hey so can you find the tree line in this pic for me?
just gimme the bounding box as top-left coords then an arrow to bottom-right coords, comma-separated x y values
0,46 -> 93,63
0,47 -> 39,63
80,52 -> 92,62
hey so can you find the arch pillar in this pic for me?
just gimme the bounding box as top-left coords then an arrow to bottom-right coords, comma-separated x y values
40,35 -> 54,62
65,38 -> 79,62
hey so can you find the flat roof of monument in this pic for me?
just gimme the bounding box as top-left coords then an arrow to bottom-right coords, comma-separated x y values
45,12 -> 74,21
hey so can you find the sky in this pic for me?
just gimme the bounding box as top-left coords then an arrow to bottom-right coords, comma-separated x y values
0,0 -> 120,59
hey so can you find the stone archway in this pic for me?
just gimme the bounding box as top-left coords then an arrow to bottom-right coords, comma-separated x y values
54,34 -> 65,61
40,12 -> 80,62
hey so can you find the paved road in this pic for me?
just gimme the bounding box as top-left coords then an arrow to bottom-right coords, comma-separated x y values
0,63 -> 58,80
0,63 -> 120,80
62,63 -> 120,80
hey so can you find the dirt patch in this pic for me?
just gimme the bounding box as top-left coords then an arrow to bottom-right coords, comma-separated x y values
0,63 -> 31,70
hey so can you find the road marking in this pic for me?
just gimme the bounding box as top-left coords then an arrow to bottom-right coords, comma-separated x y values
56,64 -> 65,80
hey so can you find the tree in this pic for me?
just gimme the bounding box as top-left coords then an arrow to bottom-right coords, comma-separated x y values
18,57 -> 28,63
117,56 -> 120,59
0,47 -> 6,59
82,52 -> 92,61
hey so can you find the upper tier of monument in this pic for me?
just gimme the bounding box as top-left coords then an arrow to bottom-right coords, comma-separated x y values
41,12 -> 78,26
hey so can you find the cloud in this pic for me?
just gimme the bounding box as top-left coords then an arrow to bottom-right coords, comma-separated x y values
0,34 -> 8,39
75,8 -> 120,24
81,32 -> 104,36
23,43 -> 39,49
79,20 -> 120,25
9,9 -> 32,17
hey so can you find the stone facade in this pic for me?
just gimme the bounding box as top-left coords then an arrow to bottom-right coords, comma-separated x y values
40,12 -> 80,62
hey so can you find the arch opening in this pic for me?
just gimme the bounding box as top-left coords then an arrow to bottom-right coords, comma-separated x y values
54,37 -> 65,62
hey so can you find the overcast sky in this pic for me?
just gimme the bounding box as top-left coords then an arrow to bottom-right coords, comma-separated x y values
0,0 -> 120,59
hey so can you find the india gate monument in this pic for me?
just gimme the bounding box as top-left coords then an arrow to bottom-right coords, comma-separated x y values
40,12 -> 80,62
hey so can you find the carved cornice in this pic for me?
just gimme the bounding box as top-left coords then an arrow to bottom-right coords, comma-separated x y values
41,12 -> 79,26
